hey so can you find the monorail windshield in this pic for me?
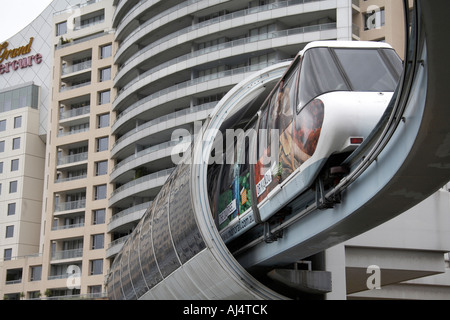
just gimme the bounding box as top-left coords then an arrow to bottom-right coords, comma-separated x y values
299,47 -> 403,110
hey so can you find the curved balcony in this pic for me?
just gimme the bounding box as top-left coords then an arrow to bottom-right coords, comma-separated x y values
112,0 -> 142,28
111,103 -> 213,159
110,138 -> 192,183
115,0 -> 211,42
115,23 -> 337,99
109,168 -> 175,207
107,201 -> 152,233
106,235 -> 129,258
112,59 -> 289,133
115,0 -> 309,66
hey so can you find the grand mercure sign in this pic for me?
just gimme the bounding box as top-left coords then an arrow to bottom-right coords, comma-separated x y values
0,37 -> 42,75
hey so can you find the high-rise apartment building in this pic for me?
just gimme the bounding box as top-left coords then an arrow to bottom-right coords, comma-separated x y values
41,0 -> 115,298
0,0 -> 114,299
0,0 -> 448,300
0,84 -> 45,262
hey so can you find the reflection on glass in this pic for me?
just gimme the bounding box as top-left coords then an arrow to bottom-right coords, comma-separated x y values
334,48 -> 400,92
294,99 -> 324,162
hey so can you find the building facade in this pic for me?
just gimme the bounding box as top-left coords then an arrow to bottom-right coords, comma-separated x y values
0,0 -> 115,299
1,0 -> 449,300
0,84 -> 45,261
41,0 -> 115,298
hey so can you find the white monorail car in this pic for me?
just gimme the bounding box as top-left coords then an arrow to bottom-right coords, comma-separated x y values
208,41 -> 403,242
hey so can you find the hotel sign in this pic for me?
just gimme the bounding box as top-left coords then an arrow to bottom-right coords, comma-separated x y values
0,37 -> 42,75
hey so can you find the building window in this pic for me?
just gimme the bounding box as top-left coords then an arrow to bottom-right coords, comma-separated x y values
98,90 -> 110,105
93,209 -> 106,225
56,21 -> 67,36
0,120 -> 6,131
96,137 -> 108,152
14,116 -> 22,129
30,266 -> 42,282
100,44 -> 112,59
91,234 -> 104,250
88,285 -> 103,297
0,162 -> 3,174
95,161 -> 108,176
11,159 -> 19,171
80,10 -> 104,29
99,67 -> 111,82
4,248 -> 12,261
97,113 -> 110,128
6,225 -> 14,238
9,181 -> 17,193
90,259 -> 103,275
0,141 -> 5,152
12,137 -> 20,150
7,203 -> 16,216
28,291 -> 41,299
94,184 -> 107,200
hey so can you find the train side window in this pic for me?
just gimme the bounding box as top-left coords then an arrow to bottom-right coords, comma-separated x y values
217,163 -> 238,229
276,65 -> 300,181
255,100 -> 273,202
207,162 -> 222,225
257,101 -> 270,164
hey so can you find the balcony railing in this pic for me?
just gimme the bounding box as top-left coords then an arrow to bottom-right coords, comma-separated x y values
115,58 -> 293,118
109,201 -> 152,224
62,61 -> 92,76
118,0 -> 326,53
60,81 -> 91,93
55,174 -> 87,184
54,199 -> 86,213
117,22 -> 335,95
58,127 -> 90,138
111,138 -> 191,176
52,222 -> 85,231
107,236 -> 129,249
51,248 -> 83,261
110,168 -> 175,199
57,152 -> 88,166
54,0 -> 102,16
60,106 -> 90,120
5,279 -> 22,285
113,102 -> 215,146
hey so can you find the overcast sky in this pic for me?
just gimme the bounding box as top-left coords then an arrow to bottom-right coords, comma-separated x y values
0,0 -> 54,43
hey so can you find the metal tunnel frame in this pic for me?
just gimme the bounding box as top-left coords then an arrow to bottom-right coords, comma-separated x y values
106,0 -> 450,300
107,63 -> 290,300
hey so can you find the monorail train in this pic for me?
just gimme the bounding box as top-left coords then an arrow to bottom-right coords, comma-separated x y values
106,41 -> 403,300
207,41 -> 403,242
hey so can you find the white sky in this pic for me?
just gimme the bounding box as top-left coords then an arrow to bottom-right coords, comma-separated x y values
0,0 -> 54,43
